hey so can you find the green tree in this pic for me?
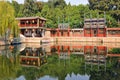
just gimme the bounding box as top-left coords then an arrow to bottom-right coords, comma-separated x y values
88,0 -> 120,11
85,10 -> 118,27
88,0 -> 120,26
17,4 -> 24,17
48,0 -> 66,9
0,46 -> 21,79
41,5 -> 53,28
36,1 -> 43,12
63,5 -> 89,28
54,0 -> 66,8
0,1 -> 19,38
109,10 -> 120,26
105,14 -> 118,27
22,0 -> 38,17
12,1 -> 20,17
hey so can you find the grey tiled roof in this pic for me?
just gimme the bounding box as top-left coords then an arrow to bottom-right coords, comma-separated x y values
16,16 -> 46,21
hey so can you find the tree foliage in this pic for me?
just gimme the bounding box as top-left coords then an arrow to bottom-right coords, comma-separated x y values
21,0 -> 37,17
0,1 -> 19,38
40,4 -> 89,28
8,0 -> 119,28
12,1 -> 20,17
20,0 -> 43,17
88,0 -> 120,27
88,0 -> 120,11
48,0 -> 66,9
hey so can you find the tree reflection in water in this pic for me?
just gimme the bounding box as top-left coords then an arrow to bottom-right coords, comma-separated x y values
0,45 -> 21,80
0,44 -> 120,80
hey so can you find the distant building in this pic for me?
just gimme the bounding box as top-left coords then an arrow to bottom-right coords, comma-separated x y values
84,18 -> 106,37
107,28 -> 120,37
16,16 -> 120,39
72,28 -> 84,37
45,24 -> 84,37
49,23 -> 70,37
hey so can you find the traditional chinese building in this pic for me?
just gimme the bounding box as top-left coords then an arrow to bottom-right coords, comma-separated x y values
71,28 -> 84,37
50,23 -> 70,37
13,16 -> 120,44
16,16 -> 46,37
45,24 -> 84,37
84,18 -> 107,37
107,28 -> 120,37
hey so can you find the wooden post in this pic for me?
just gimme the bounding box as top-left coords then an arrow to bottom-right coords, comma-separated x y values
57,29 -> 59,37
57,46 -> 60,56
68,28 -> 70,37
84,28 -> 85,37
37,18 -> 39,27
68,46 -> 70,56
90,28 -> 92,37
97,28 -> 99,37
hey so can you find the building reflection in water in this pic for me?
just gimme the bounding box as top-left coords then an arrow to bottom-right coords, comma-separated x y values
19,43 -> 120,69
84,46 -> 107,71
0,43 -> 120,80
20,47 -> 47,68
51,45 -> 70,59
49,44 -> 120,71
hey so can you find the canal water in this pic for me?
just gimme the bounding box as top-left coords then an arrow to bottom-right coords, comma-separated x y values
0,42 -> 120,80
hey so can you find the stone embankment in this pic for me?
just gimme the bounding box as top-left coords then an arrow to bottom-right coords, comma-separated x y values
52,37 -> 120,43
24,37 -> 120,43
1,37 -> 120,46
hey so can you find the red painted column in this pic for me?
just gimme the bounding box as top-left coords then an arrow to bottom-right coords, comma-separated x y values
84,46 -> 86,54
50,30 -> 52,37
68,46 -> 70,56
90,28 -> 92,37
105,28 -> 106,37
97,46 -> 99,55
25,20 -> 26,27
68,28 -> 70,37
97,28 -> 99,37
57,46 -> 60,56
73,30 -> 74,37
58,29 -> 60,37
105,46 -> 107,55
59,30 -> 61,37
84,28 -> 85,37
51,30 -> 52,37
57,29 -> 59,37
91,46 -> 94,54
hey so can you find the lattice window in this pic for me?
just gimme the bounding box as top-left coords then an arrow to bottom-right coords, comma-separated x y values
99,29 -> 104,34
86,29 -> 90,34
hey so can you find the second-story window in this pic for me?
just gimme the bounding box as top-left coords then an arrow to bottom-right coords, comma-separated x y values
43,21 -> 45,24
32,20 -> 35,24
40,20 -> 42,24
20,20 -> 25,25
34,20 -> 37,24
26,20 -> 29,24
32,20 -> 37,25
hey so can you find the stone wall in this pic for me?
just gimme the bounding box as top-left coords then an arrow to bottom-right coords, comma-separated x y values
25,37 -> 43,43
52,37 -> 120,43
54,42 -> 120,48
22,37 -> 120,45
45,31 -> 51,37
